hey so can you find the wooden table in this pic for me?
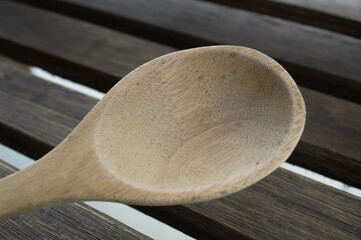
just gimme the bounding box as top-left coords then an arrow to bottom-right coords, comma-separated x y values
0,0 -> 360,239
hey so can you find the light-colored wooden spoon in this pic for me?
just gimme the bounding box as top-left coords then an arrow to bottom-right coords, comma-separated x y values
0,46 -> 305,220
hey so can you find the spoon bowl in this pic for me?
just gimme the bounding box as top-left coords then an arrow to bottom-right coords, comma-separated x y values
0,46 -> 305,219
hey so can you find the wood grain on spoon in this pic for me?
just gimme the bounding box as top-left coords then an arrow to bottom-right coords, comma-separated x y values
0,46 -> 305,220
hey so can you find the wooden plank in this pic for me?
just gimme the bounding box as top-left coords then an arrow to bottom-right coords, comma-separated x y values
0,89 -> 74,158
294,87 -> 361,187
0,62 -> 360,240
203,0 -> 361,38
3,0 -> 361,103
141,168 -> 361,240
0,58 -> 97,121
0,0 -> 174,92
0,160 -> 150,240
269,0 -> 361,22
0,60 -> 96,159
1,42 -> 361,188
17,0 -> 361,34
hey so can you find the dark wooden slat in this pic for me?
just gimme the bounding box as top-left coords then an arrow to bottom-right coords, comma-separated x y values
294,88 -> 361,187
0,60 -> 97,121
0,0 -> 173,92
202,0 -> 361,38
0,89 -> 76,159
1,44 -> 361,188
0,59 -> 91,159
1,58 -> 361,240
269,0 -> 361,22
0,160 -> 150,240
4,0 -> 361,103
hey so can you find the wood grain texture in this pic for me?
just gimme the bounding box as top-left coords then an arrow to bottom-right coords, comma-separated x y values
0,0 -> 173,92
0,55 -> 360,239
269,0 -> 361,22
292,88 -> 361,187
138,167 -> 361,239
1,46 -> 361,188
0,60 -> 97,121
0,160 -> 150,240
0,60 -> 96,159
5,0 -> 361,103
0,46 -> 306,219
202,0 -> 361,38
0,0 -> 359,187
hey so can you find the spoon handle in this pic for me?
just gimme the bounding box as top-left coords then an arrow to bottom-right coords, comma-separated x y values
0,160 -> 54,220
0,155 -> 77,221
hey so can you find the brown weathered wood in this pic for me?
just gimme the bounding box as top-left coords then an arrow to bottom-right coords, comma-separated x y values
139,167 -> 361,239
202,0 -> 361,38
0,59 -> 97,121
0,58 -> 360,239
0,0 -> 173,92
1,41 -> 361,188
292,88 -> 361,186
0,88 -> 77,158
269,0 -> 361,22
0,160 -> 150,240
0,60 -> 97,159
3,0 -> 361,103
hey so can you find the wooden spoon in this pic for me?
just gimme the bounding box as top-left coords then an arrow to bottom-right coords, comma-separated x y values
0,46 -> 305,220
